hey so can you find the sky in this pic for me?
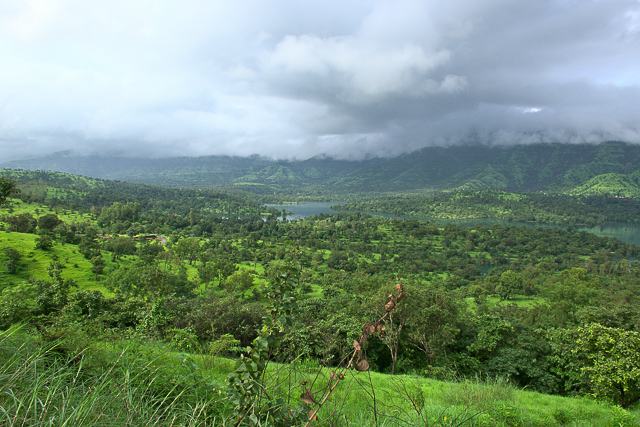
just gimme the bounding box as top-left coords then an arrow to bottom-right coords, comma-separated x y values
1,0 -> 639,161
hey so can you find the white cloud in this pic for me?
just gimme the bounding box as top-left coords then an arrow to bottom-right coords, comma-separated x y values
263,34 -> 455,100
0,0 -> 638,161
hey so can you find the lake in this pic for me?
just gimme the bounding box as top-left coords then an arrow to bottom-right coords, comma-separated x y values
265,202 -> 640,246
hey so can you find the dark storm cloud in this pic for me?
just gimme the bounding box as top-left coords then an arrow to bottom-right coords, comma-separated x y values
0,0 -> 638,161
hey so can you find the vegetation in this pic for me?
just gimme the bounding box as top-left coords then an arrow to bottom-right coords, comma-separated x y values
331,190 -> 640,226
5,141 -> 640,196
3,170 -> 640,425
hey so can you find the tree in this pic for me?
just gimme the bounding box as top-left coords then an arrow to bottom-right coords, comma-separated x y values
0,282 -> 37,328
137,241 -> 164,262
406,287 -> 460,366
4,247 -> 21,274
495,270 -> 523,301
107,237 -> 137,260
37,214 -> 62,232
173,237 -> 202,265
90,255 -> 106,278
104,262 -> 196,300
224,269 -> 255,298
34,234 -> 53,250
5,213 -> 37,233
34,263 -> 78,316
368,282 -> 407,375
0,177 -> 18,205
79,235 -> 101,260
549,324 -> 640,408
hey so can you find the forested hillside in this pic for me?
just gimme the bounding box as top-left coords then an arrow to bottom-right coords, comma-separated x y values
3,172 -> 640,425
332,190 -> 640,226
4,141 -> 640,196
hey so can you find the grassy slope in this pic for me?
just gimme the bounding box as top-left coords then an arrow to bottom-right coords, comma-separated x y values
1,326 -> 636,427
0,198 -> 144,293
570,172 -> 640,197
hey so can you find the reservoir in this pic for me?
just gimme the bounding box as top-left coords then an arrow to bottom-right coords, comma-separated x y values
265,202 -> 640,246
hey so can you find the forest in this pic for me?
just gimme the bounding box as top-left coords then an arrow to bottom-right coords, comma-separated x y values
2,171 -> 640,426
331,190 -> 640,226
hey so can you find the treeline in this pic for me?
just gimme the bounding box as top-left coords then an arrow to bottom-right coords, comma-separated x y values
332,190 -> 640,226
1,169 -> 284,233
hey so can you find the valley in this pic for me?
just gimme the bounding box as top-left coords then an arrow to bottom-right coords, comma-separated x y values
2,147 -> 640,426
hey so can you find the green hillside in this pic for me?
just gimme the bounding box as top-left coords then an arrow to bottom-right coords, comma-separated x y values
570,171 -> 640,197
5,141 -> 640,195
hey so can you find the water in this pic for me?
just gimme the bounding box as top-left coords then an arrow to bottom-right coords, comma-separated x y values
264,202 -> 341,219
264,202 -> 640,246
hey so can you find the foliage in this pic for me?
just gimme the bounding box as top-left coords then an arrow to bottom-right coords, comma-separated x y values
549,323 -> 640,408
226,260 -> 301,426
33,263 -> 78,317
104,261 -> 196,300
0,176 -> 19,204
34,234 -> 53,250
3,246 -> 21,274
4,168 -> 640,422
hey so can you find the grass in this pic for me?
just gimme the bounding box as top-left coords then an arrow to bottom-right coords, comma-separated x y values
256,362 -> 637,426
1,198 -> 95,225
0,325 -> 230,427
0,230 -> 137,294
2,325 -> 638,427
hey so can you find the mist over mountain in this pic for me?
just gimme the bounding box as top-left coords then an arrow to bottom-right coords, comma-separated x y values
3,141 -> 640,195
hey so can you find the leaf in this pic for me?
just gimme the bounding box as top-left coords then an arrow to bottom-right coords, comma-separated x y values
301,386 -> 318,404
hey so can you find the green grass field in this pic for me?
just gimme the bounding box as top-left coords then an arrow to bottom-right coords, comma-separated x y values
1,325 -> 636,427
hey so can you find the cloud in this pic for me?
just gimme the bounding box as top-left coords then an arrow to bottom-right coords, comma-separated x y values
0,0 -> 639,161
261,34 -> 465,101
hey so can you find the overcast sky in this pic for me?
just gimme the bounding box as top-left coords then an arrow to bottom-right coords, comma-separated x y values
1,0 -> 639,161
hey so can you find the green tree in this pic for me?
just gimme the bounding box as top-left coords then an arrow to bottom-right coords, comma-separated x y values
3,247 -> 21,274
34,263 -> 78,316
37,214 -> 62,232
5,213 -> 36,233
90,255 -> 106,278
0,282 -> 37,328
549,323 -> 640,408
406,287 -> 460,366
79,234 -> 101,259
0,176 -> 18,205
106,237 -> 137,260
495,270 -> 522,301
224,269 -> 256,298
34,234 -> 53,250
137,241 -> 164,262
104,262 -> 196,300
173,236 -> 202,265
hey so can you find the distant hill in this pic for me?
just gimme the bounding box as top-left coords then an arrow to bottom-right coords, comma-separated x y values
3,141 -> 640,194
0,151 -> 275,187
569,171 -> 640,198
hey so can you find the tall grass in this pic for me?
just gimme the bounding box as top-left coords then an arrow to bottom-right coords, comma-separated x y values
0,325 -> 229,427
1,325 -> 638,426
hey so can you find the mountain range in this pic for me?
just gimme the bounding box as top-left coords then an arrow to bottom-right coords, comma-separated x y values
2,141 -> 640,195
